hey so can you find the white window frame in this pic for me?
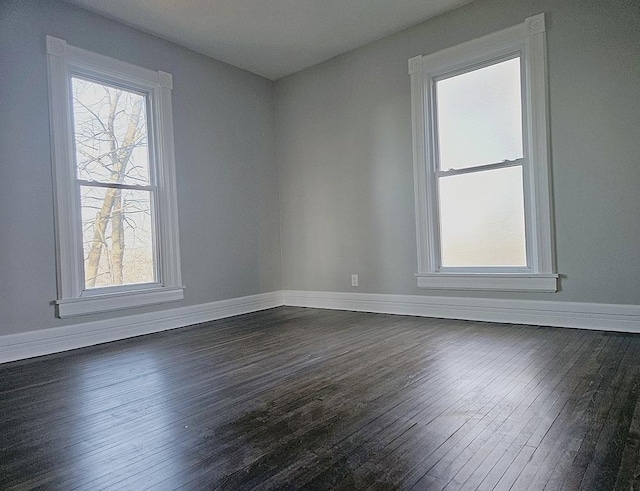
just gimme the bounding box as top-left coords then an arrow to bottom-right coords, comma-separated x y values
408,14 -> 557,292
46,36 -> 184,317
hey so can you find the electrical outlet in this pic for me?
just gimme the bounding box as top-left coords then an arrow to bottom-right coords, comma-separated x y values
351,274 -> 359,287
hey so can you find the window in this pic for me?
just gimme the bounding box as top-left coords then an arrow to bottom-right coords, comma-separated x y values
408,14 -> 557,292
47,36 -> 184,317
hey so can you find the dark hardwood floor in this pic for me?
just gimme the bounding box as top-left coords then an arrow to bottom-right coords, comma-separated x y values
1,306 -> 640,490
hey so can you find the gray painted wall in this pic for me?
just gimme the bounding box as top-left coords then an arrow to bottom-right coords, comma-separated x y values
275,0 -> 640,305
0,0 -> 282,335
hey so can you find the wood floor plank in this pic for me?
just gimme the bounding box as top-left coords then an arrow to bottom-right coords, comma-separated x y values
2,307 -> 640,490
506,334 -> 631,490
334,324 -> 571,490
613,345 -> 640,490
455,330 -> 594,491
400,328 -> 592,490
283,323 -> 546,490
474,333 -> 609,491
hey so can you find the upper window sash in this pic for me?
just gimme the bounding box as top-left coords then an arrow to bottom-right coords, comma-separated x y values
47,36 -> 184,316
408,14 -> 557,292
431,53 -> 525,175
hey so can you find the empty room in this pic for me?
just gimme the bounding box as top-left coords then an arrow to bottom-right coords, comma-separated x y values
1,0 -> 639,489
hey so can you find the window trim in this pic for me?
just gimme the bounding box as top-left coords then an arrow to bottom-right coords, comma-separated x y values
47,36 -> 184,317
408,14 -> 557,292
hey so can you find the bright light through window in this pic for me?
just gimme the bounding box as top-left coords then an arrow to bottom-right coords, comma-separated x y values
434,57 -> 527,268
436,57 -> 523,171
438,166 -> 526,267
71,77 -> 156,289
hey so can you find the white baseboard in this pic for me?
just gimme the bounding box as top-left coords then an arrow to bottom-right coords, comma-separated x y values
0,291 -> 283,364
2,289 -> 639,364
282,290 -> 640,333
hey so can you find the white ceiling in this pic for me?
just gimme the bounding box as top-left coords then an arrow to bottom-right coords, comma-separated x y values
62,0 -> 474,80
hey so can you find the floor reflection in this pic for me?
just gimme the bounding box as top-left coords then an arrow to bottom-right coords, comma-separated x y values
68,350 -> 181,489
3,308 -> 635,489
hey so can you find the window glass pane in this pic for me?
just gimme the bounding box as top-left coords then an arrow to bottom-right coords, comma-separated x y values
438,166 -> 526,267
436,57 -> 523,171
80,186 -> 155,288
71,77 -> 150,185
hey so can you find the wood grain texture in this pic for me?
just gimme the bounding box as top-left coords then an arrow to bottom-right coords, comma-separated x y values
1,306 -> 640,490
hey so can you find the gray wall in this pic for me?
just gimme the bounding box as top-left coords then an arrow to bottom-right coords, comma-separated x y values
275,0 -> 640,305
0,0 -> 282,335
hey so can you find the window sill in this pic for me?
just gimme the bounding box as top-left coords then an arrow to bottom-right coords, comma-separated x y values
416,273 -> 558,292
55,286 -> 185,318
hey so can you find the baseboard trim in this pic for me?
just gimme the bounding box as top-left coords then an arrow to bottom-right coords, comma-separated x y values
0,291 -> 284,364
3,289 -> 639,364
282,290 -> 640,333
